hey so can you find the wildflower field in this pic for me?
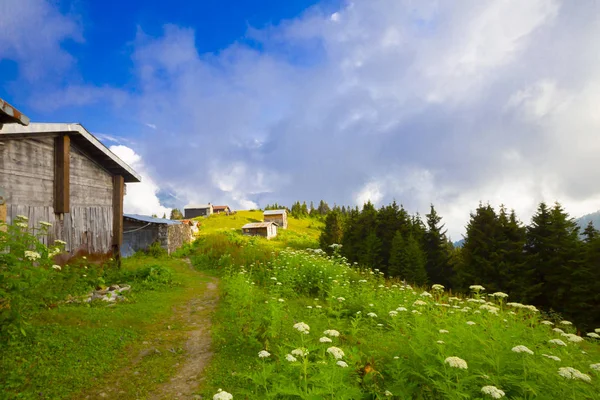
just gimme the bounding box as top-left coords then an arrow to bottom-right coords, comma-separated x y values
193,234 -> 600,399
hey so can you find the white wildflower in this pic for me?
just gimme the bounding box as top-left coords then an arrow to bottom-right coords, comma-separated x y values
258,350 -> 270,358
388,311 -> 398,317
316,305 -> 322,309
481,385 -> 505,399
436,340 -> 445,344
553,328 -> 565,334
54,240 -> 67,246
420,291 -> 432,297
369,303 -> 374,307
432,284 -> 445,291
466,321 -> 476,326
541,320 -> 554,326
319,337 -> 333,343
285,354 -> 297,362
590,363 -> 600,371
385,390 -> 393,397
563,333 -> 584,343
444,356 -> 468,369
549,339 -> 567,346
393,356 -> 399,359
491,292 -> 508,298
413,300 -> 427,306
39,221 -> 52,227
293,322 -> 310,334
24,251 -> 41,261
323,329 -> 340,337
291,348 -> 309,357
336,360 -> 348,368
396,307 -> 407,311
558,367 -> 591,382
367,312 -> 377,318
595,328 -> 600,333
51,265 -> 61,271
16,215 -> 28,221
327,346 -> 345,359
439,329 -> 449,334
560,320 -> 573,326
469,285 -> 485,292
276,282 -> 282,285
511,345 -> 534,355
337,297 -> 345,302
213,389 -> 233,400
270,277 -> 277,280
586,332 -> 600,339
278,298 -> 285,303
16,222 -> 28,229
542,354 -> 561,361
307,306 -> 313,309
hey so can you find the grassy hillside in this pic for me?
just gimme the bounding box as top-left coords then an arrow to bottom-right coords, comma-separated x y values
195,210 -> 324,249
189,234 -> 600,399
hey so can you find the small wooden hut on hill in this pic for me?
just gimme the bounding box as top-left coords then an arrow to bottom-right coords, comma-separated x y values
263,209 -> 288,229
242,221 -> 278,239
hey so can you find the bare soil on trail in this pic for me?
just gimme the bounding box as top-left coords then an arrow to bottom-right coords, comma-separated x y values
148,277 -> 219,400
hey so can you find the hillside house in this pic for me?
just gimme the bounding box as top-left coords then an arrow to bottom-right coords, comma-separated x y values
213,205 -> 231,214
0,122 -> 141,258
242,221 -> 278,239
264,209 -> 288,229
122,214 -> 192,257
184,204 -> 213,218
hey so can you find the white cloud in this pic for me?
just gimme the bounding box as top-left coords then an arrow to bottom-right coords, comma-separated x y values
109,145 -> 171,217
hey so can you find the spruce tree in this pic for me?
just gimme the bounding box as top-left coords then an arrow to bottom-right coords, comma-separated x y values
319,211 -> 344,253
389,231 -> 427,285
423,205 -> 453,287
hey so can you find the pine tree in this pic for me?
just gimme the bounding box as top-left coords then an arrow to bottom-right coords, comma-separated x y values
389,231 -> 427,285
423,205 -> 453,287
170,208 -> 183,220
317,200 -> 331,216
162,213 -> 167,219
319,211 -> 344,253
361,232 -> 382,270
583,221 -> 598,243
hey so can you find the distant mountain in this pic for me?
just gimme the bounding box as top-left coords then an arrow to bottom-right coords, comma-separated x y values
576,210 -> 600,231
453,239 -> 465,248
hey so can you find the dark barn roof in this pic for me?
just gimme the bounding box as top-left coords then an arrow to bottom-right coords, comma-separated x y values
124,214 -> 182,225
0,123 -> 140,182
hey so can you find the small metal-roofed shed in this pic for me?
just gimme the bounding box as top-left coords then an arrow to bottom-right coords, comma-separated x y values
0,98 -> 30,127
0,122 -> 141,258
263,209 -> 288,229
242,221 -> 278,239
122,214 -> 193,257
184,204 -> 213,218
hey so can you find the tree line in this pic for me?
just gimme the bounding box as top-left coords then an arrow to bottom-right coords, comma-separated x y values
319,201 -> 600,330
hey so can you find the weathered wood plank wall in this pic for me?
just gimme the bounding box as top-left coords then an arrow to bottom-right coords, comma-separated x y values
0,138 -> 114,253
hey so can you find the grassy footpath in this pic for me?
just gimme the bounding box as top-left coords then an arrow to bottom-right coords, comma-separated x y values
188,232 -> 600,399
1,255 -> 211,400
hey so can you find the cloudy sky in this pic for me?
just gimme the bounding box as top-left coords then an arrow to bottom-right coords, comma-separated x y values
1,0 -> 599,239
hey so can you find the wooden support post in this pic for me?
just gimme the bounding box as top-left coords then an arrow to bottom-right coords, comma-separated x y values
54,135 -> 70,213
0,187 -> 6,232
112,175 -> 124,267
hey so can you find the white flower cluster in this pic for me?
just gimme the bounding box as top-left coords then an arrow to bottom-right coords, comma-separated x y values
213,389 -> 233,400
293,322 -> 310,334
540,320 -> 554,325
481,385 -> 505,399
396,307 -> 407,312
553,328 -> 565,334
542,354 -> 561,362
558,367 -> 591,382
439,329 -> 449,334
323,329 -> 340,337
511,345 -> 534,355
586,332 -> 600,339
490,292 -> 508,298
319,337 -> 332,343
431,284 -> 444,291
413,300 -> 428,306
506,302 -> 538,312
326,346 -> 345,360
420,291 -> 432,297
24,250 -> 41,261
51,265 -> 62,271
562,333 -> 584,343
469,285 -> 485,292
388,310 -> 398,317
590,363 -> 600,371
548,339 -> 567,346
291,348 -> 309,357
336,360 -> 348,368
285,354 -> 297,362
466,321 -> 476,326
258,350 -> 270,358
560,320 -> 572,326
444,356 -> 468,369
367,312 -> 378,318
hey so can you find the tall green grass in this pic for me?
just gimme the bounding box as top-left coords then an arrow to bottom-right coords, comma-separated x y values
193,237 -> 600,399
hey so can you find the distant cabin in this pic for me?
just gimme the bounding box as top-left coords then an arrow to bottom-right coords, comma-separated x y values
212,205 -> 231,214
122,214 -> 192,257
0,122 -> 141,256
184,204 -> 213,218
242,221 -> 278,239
263,209 -> 288,229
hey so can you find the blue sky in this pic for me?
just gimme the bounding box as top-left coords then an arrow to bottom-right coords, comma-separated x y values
2,0 -> 600,238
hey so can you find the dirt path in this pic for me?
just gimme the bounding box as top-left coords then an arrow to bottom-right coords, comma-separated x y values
148,262 -> 219,400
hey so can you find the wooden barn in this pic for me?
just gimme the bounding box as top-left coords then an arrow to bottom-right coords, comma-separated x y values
0,122 -> 141,257
242,221 -> 278,239
212,205 -> 231,214
122,214 -> 192,257
184,204 -> 213,218
263,209 -> 288,229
